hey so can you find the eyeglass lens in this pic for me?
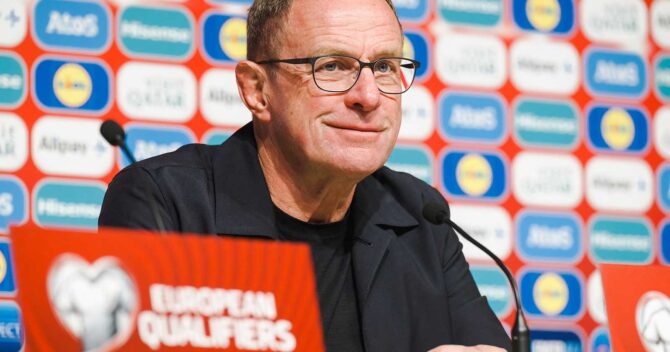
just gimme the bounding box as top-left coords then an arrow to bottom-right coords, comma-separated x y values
312,56 -> 416,94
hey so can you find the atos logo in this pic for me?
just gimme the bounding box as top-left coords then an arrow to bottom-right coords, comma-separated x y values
660,220 -> 670,266
442,150 -> 507,201
0,240 -> 16,295
513,0 -> 575,35
438,0 -> 502,27
471,266 -> 511,317
386,145 -> 433,184
0,301 -> 22,351
589,216 -> 653,264
122,124 -> 195,168
33,179 -> 106,230
403,31 -> 429,81
585,48 -> 647,99
392,0 -> 428,22
439,91 -> 506,145
520,269 -> 583,319
202,129 -> 233,145
590,327 -> 611,352
531,329 -> 582,352
658,164 -> 670,213
587,105 -> 648,154
513,98 -> 578,149
0,176 -> 27,234
118,5 -> 194,60
33,0 -> 110,53
33,57 -> 110,114
0,52 -> 26,108
655,55 -> 670,102
202,13 -> 247,65
516,211 -> 582,263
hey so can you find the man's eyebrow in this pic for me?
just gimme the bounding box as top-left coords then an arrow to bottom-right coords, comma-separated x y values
310,48 -> 403,59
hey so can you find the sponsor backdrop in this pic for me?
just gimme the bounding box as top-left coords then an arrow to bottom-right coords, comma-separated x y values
1,0 -> 669,350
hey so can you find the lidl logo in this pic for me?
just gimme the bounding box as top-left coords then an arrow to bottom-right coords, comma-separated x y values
587,105 -> 648,153
654,54 -> 670,101
590,327 -> 611,352
118,5 -> 194,60
513,0 -> 574,35
0,0 -> 27,47
438,0 -> 502,27
471,266 -> 511,317
202,129 -> 232,145
33,179 -> 106,230
386,145 -> 433,184
442,150 -> 506,200
531,329 -> 582,351
585,48 -> 647,99
0,176 -> 27,234
121,124 -> 195,168
0,52 -> 26,108
513,98 -> 578,149
393,0 -> 428,22
660,220 -> 670,266
0,240 -> 16,295
202,14 -> 247,64
589,216 -> 652,264
403,31 -> 429,81
0,301 -> 22,351
520,269 -> 582,319
439,91 -> 505,144
517,211 -> 582,263
33,57 -> 110,114
33,0 -> 110,53
658,164 -> 670,212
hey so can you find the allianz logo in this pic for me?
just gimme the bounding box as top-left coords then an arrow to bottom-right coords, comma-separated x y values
440,0 -> 501,14
527,224 -> 573,250
594,60 -> 639,86
516,113 -> 576,134
134,140 -> 182,161
46,10 -> 98,37
0,74 -> 21,90
119,20 -> 190,43
449,104 -> 497,130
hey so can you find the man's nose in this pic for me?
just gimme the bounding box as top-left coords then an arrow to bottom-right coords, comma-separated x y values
343,67 -> 382,112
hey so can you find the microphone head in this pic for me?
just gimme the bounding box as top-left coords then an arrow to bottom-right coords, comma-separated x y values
422,202 -> 450,225
100,119 -> 125,146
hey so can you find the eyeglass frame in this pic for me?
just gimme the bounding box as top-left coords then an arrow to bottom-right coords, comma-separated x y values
255,55 -> 421,94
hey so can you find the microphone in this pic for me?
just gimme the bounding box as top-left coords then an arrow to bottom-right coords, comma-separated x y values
100,119 -> 166,233
423,202 -> 530,352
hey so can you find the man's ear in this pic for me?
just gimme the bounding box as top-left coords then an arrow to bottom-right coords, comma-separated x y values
235,61 -> 271,122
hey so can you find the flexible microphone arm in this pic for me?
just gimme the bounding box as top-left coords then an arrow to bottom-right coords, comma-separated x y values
423,202 -> 530,352
100,119 -> 166,233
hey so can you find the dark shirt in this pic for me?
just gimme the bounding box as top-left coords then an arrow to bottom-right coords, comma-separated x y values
273,206 -> 365,352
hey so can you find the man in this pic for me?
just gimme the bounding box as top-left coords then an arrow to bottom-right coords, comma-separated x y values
99,0 -> 511,350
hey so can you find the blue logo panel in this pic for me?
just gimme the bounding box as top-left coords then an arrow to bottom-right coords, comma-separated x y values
394,0 -> 428,22
656,55 -> 670,101
118,5 -> 194,60
438,0 -> 502,27
471,266 -> 512,317
202,14 -> 247,64
33,57 -> 110,114
513,98 -> 578,149
0,53 -> 26,108
589,216 -> 652,264
404,31 -> 429,81
585,49 -> 647,98
441,150 -> 507,201
586,105 -> 648,153
512,0 -> 574,35
33,0 -> 110,52
590,327 -> 610,352
517,211 -> 582,263
439,91 -> 505,144
0,301 -> 22,351
659,164 -> 670,212
33,180 -> 105,229
122,125 -> 195,168
520,269 -> 583,319
531,329 -> 582,351
0,177 -> 27,233
660,221 -> 670,266
386,145 -> 433,184
0,241 -> 16,295
203,130 -> 232,145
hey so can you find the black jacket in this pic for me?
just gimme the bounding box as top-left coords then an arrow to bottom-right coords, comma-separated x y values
99,123 -> 511,351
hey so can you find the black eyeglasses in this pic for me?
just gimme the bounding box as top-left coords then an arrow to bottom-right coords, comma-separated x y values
256,55 -> 421,94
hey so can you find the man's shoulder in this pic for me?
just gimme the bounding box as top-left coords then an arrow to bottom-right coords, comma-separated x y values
129,143 -> 217,173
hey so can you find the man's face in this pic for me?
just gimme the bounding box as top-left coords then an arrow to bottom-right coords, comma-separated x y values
261,0 -> 404,180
